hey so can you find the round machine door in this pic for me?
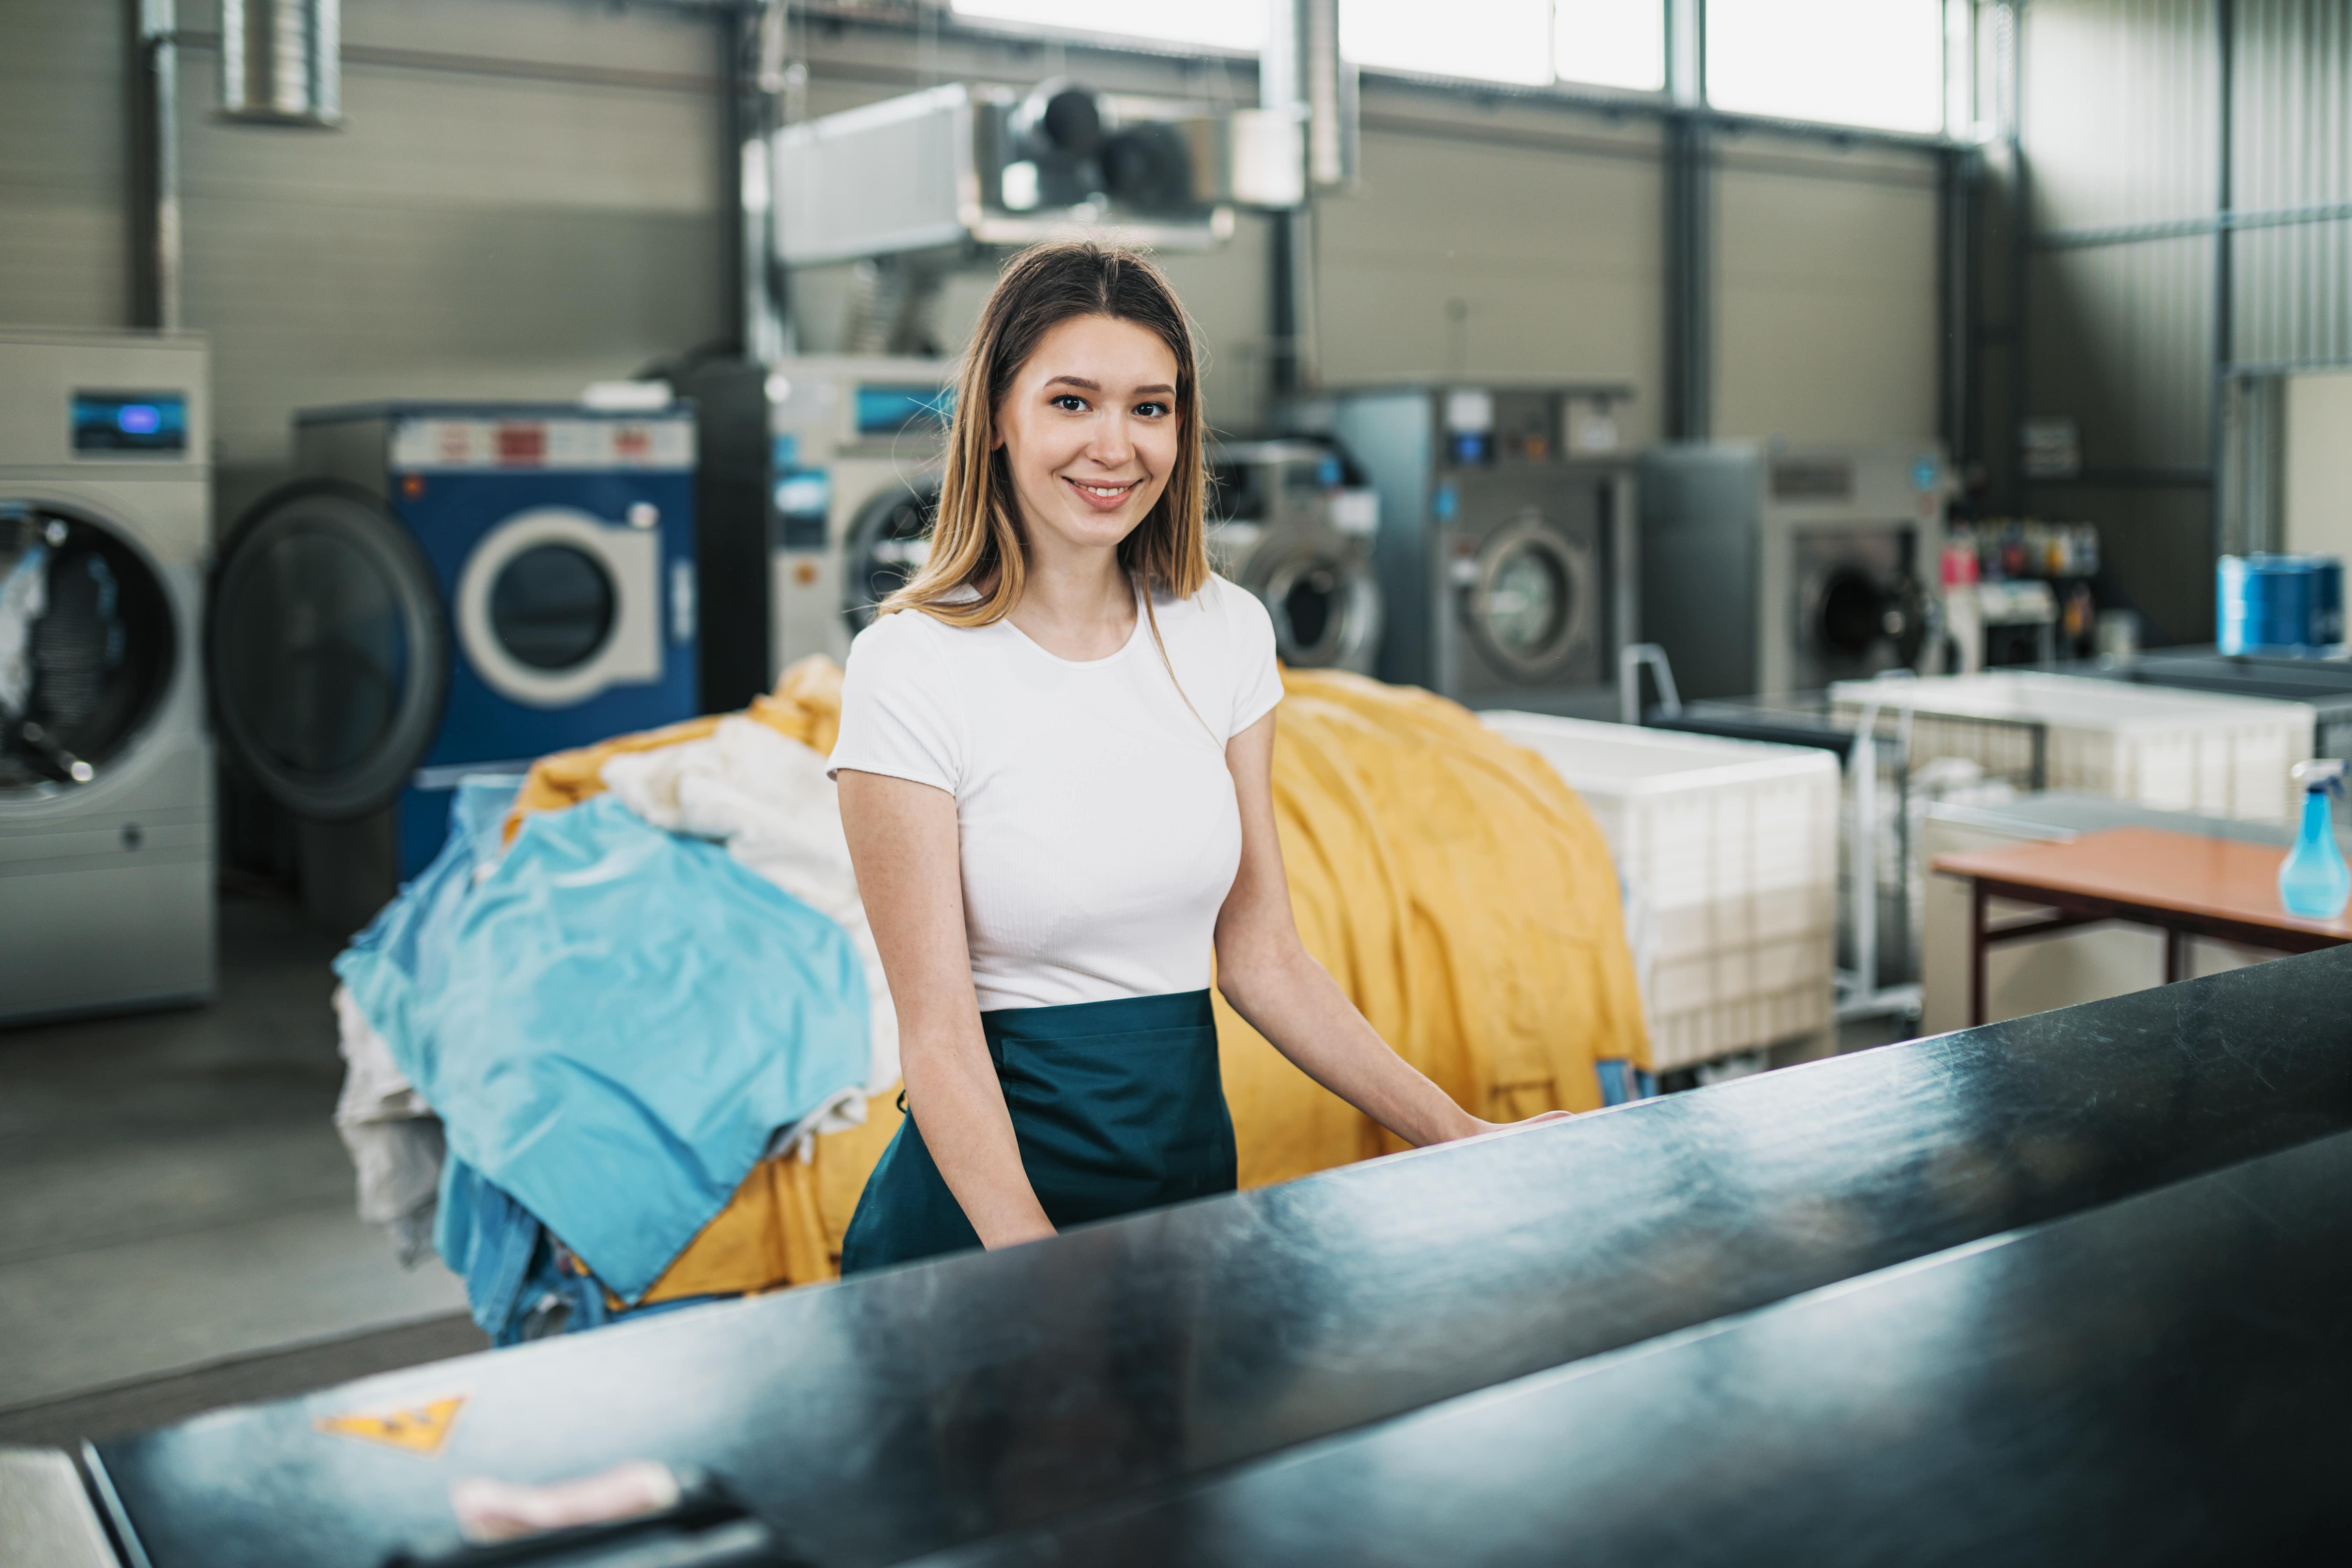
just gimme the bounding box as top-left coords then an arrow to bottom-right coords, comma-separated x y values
209,481 -> 448,821
1462,510 -> 1598,681
1250,536 -> 1384,672
454,507 -> 659,709
843,483 -> 941,637
0,500 -> 181,800
1811,565 -> 1928,671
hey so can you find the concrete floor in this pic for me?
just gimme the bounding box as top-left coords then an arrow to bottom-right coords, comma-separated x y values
0,889 -> 477,1444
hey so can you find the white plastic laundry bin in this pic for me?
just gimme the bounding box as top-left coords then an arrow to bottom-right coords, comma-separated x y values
1483,713 -> 1841,1072
1829,672 -> 2317,824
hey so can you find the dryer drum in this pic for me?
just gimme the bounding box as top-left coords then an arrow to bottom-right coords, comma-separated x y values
1260,548 -> 1381,670
0,502 -> 178,795
1464,512 -> 1596,681
1811,565 -> 1926,667
843,484 -> 941,637
209,481 -> 449,821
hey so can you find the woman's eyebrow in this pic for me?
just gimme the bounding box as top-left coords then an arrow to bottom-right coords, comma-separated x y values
1043,374 -> 1176,396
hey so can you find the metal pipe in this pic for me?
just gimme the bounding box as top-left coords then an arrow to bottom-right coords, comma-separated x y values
2211,0 -> 2236,585
733,0 -> 788,362
2002,1 -> 2028,514
129,0 -> 180,330
1663,0 -> 1710,440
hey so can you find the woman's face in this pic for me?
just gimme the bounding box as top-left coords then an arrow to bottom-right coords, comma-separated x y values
995,313 -> 1182,561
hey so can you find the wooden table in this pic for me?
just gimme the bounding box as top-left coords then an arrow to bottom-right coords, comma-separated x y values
1933,825 -> 2352,1026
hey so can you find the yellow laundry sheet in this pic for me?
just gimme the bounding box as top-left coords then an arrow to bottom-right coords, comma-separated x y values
508,659 -> 1649,1302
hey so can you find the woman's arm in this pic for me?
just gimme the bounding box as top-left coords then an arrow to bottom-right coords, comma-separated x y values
837,769 -> 1056,1248
1212,713 -> 1554,1145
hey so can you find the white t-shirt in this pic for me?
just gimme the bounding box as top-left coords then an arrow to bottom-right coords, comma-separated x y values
829,574 -> 1283,1013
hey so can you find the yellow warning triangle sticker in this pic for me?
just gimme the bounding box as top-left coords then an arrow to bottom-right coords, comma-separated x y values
314,1395 -> 467,1457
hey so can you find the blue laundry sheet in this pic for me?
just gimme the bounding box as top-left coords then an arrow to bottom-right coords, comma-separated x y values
337,780 -> 869,1316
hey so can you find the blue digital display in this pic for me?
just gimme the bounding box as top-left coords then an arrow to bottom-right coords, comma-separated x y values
855,385 -> 954,437
73,391 -> 188,454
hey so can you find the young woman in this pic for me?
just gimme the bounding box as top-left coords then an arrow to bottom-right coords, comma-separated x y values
829,241 -> 1563,1274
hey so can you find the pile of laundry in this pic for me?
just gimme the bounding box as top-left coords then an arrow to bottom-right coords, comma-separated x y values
333,660 -> 886,1343
334,657 -> 1656,1340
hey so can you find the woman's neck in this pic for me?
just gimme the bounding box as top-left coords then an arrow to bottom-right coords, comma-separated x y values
1006,536 -> 1138,662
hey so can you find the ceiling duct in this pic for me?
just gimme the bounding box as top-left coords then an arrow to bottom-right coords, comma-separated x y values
1263,0 -> 1356,194
220,0 -> 341,127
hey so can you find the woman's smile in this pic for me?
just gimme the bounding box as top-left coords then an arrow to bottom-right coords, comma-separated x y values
1063,474 -> 1143,511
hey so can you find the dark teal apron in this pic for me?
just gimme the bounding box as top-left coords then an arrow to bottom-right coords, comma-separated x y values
839,989 -> 1235,1275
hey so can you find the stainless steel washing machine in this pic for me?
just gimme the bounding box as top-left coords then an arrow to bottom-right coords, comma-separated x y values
0,331 -> 215,1025
1205,439 -> 1382,674
1639,443 -> 1949,700
1283,383 -> 1637,714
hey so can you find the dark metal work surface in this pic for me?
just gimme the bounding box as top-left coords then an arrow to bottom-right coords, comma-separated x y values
91,949 -> 2352,1568
937,1128 -> 2352,1568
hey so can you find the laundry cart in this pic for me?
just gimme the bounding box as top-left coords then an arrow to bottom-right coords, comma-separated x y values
1483,712 -> 1840,1073
1830,671 -> 2317,824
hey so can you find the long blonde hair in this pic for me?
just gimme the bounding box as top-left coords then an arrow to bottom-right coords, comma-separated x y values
880,241 -> 1211,625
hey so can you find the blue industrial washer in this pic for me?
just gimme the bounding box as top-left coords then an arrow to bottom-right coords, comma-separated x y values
213,402 -> 700,901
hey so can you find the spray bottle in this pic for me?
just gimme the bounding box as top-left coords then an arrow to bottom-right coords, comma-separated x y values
2278,758 -> 2350,920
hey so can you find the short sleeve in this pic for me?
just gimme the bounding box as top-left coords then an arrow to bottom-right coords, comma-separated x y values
828,611 -> 964,792
1223,579 -> 1284,740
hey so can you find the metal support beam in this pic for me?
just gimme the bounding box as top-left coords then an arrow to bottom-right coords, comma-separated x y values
2210,0 -> 2235,568
1662,0 -> 1709,441
1937,144 -> 1979,471
2001,1 -> 2029,513
128,0 -> 180,330
731,1 -> 788,362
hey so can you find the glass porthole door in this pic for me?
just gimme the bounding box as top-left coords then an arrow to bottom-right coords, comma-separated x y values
209,481 -> 449,820
843,484 -> 941,637
1464,511 -> 1597,682
0,500 -> 180,798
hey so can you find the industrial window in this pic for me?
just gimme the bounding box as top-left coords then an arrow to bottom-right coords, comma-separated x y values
948,0 -> 1267,53
1704,0 -> 1947,134
1339,0 -> 1554,88
1554,0 -> 1665,92
947,1 -> 1676,99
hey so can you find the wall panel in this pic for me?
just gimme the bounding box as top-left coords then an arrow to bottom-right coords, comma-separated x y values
1714,140 -> 1940,443
0,1 -> 129,329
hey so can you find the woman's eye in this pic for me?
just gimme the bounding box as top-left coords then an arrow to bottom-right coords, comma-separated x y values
1134,401 -> 1170,419
1051,394 -> 1087,412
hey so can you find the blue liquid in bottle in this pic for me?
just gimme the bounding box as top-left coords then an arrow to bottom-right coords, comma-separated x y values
2278,761 -> 2350,920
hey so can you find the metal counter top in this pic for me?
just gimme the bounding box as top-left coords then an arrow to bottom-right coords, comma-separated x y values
940,1126 -> 2352,1567
83,946 -> 2352,1567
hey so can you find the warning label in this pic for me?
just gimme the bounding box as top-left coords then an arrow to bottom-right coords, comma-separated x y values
314,1395 -> 468,1457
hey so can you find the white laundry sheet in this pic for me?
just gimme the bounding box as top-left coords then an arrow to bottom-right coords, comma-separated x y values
333,714 -> 896,1257
332,985 -> 445,1266
0,541 -> 49,719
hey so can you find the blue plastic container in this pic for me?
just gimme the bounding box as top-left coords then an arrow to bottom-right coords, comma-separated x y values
2218,553 -> 2346,656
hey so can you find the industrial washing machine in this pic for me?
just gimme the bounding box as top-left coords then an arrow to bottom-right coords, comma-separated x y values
1205,439 -> 1382,673
1284,383 -> 1637,714
212,402 -> 699,926
0,330 -> 215,1025
671,356 -> 952,700
1639,443 -> 1949,700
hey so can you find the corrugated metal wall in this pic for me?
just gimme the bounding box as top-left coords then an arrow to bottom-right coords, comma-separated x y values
2015,0 -> 2352,644
1715,133 -> 1941,443
2233,0 -> 2352,370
